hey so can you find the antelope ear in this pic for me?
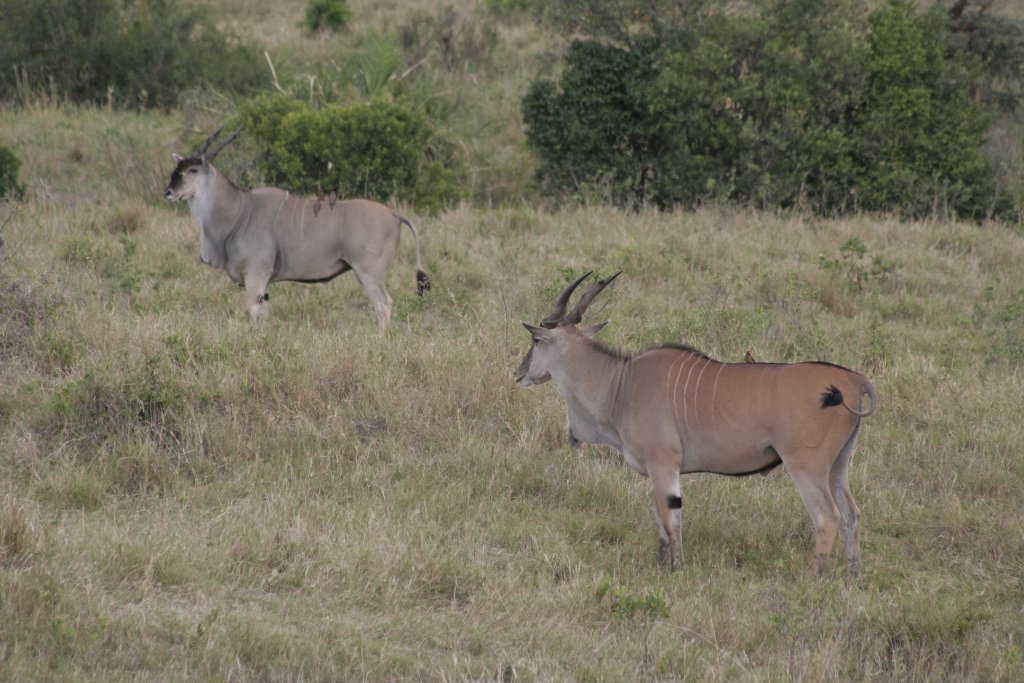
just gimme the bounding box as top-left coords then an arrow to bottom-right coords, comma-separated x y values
522,322 -> 552,339
580,321 -> 609,338
172,153 -> 184,162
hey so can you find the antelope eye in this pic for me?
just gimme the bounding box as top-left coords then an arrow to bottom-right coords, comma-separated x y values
187,168 -> 198,174
532,337 -> 541,344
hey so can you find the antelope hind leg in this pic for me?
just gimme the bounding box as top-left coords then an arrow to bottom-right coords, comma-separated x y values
830,425 -> 863,576
354,268 -> 393,332
785,458 -> 841,576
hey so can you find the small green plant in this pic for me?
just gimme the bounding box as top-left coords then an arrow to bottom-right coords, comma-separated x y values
998,288 -> 1024,365
595,575 -> 670,621
357,32 -> 403,99
818,236 -> 894,291
60,236 -> 98,266
304,0 -> 352,33
595,575 -> 670,671
0,143 -> 25,201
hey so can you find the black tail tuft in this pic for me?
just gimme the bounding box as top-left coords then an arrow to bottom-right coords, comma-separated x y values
416,269 -> 431,296
821,385 -> 843,408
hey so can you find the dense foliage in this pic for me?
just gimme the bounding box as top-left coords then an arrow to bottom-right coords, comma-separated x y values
520,39 -> 663,208
854,3 -> 994,217
304,0 -> 353,34
523,0 -> 1005,219
947,0 -> 1024,111
0,143 -> 24,201
0,0 -> 265,109
232,95 -> 464,213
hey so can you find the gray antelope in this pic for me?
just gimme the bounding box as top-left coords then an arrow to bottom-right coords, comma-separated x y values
514,272 -> 878,575
162,127 -> 429,328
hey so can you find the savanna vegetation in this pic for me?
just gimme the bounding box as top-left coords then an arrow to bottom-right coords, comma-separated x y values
1,0 -> 1022,680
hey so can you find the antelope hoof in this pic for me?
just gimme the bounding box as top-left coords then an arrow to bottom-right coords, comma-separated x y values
658,540 -> 683,571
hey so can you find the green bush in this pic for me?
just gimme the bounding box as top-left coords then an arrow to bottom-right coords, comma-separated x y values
234,95 -> 463,213
522,38 -> 664,207
304,0 -> 352,34
852,2 -> 994,218
523,0 -> 1004,219
0,0 -> 264,109
0,144 -> 25,201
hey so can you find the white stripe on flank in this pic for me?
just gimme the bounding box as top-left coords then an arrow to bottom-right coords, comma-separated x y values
273,192 -> 289,228
692,358 -> 711,432
673,354 -> 696,436
709,363 -> 726,443
666,354 -> 684,414
680,354 -> 700,434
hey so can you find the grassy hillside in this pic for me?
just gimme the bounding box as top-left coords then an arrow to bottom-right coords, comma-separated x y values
2,0 -> 1024,679
1,100 -> 1023,680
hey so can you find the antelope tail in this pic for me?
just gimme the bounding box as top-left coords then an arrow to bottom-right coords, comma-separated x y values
394,213 -> 430,295
841,378 -> 877,418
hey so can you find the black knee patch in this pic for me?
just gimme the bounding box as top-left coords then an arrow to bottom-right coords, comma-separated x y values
667,495 -> 682,510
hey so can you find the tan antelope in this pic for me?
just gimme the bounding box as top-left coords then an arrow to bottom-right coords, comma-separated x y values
162,127 -> 429,328
514,272 -> 877,575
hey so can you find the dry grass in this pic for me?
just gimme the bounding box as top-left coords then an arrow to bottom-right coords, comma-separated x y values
0,101 -> 1022,681
3,0 -> 1024,676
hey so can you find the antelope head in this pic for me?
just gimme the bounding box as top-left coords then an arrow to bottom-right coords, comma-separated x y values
514,271 -> 620,386
162,126 -> 242,201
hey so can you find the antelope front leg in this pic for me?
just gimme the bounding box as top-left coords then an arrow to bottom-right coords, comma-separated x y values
650,465 -> 683,571
243,272 -> 272,319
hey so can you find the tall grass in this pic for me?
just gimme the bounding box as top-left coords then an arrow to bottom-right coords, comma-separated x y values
0,101 -> 1022,680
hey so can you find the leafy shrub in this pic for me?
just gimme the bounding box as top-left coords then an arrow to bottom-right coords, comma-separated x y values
304,0 -> 352,34
233,95 -> 464,213
0,144 -> 25,201
523,0 -> 1004,219
853,2 -> 993,218
818,236 -> 895,292
522,38 -> 664,208
0,0 -> 264,109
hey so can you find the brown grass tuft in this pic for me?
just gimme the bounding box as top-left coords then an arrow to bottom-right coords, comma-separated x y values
106,200 -> 148,234
0,495 -> 34,564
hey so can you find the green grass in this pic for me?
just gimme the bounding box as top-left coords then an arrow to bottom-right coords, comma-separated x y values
1,0 -> 1023,678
